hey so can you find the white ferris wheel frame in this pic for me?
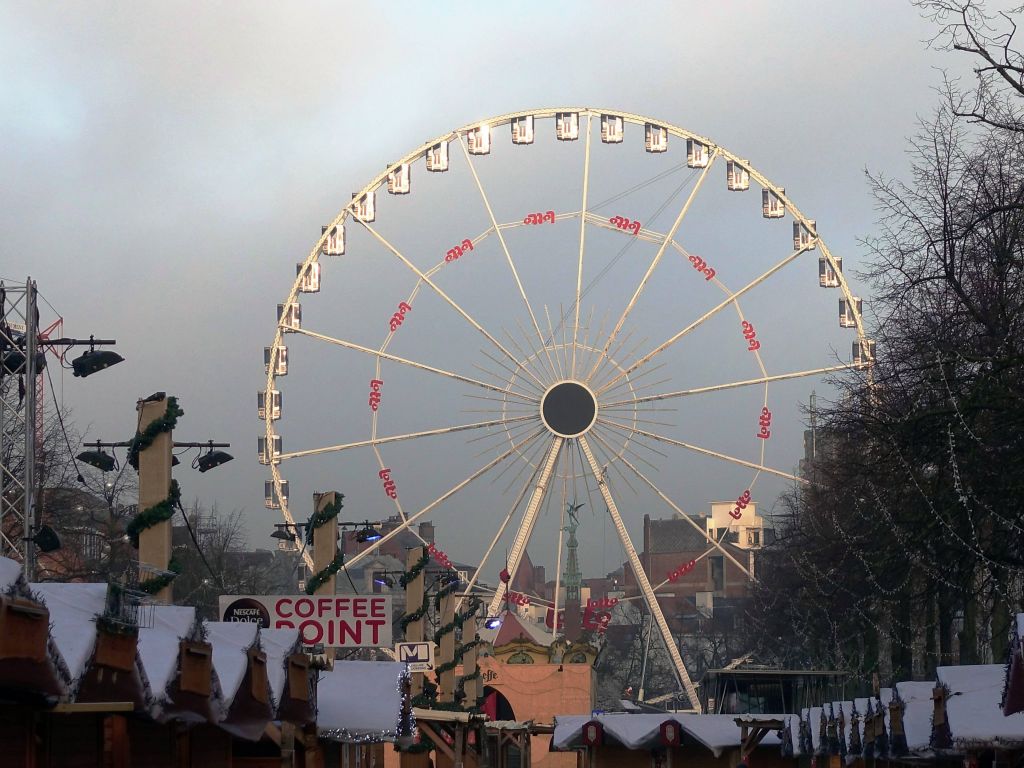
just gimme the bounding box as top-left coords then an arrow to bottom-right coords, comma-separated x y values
263,107 -> 869,710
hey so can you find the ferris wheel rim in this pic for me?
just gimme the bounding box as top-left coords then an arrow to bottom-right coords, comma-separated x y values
263,106 -> 871,707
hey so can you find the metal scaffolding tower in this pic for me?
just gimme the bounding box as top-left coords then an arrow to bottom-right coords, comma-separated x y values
0,278 -> 39,567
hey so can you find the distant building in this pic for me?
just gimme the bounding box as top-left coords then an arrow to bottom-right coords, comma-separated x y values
622,506 -> 772,636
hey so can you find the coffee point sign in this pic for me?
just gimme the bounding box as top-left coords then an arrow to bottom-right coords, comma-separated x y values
219,595 -> 393,648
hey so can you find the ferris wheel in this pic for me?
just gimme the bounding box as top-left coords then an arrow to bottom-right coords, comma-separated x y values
260,108 -> 870,707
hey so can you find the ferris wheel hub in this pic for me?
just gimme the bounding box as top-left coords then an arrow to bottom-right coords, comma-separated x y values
540,380 -> 598,438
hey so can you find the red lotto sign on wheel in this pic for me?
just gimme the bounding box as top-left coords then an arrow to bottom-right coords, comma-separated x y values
219,595 -> 393,648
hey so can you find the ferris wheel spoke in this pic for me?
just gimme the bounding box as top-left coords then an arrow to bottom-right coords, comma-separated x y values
609,446 -> 756,580
354,217 -> 548,389
597,243 -> 812,395
292,327 -> 536,403
576,435 -> 701,709
586,428 -> 640,495
277,414 -> 538,461
585,152 -> 719,384
344,428 -> 541,572
457,133 -> 561,383
601,364 -> 856,409
572,113 -> 594,378
598,419 -> 805,483
456,455 -> 546,613
487,436 -> 564,617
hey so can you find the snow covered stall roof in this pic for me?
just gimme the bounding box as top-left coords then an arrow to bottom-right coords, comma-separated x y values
552,713 -> 782,756
317,660 -> 412,743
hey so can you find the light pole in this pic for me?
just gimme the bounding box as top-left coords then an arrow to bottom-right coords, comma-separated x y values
78,418 -> 233,602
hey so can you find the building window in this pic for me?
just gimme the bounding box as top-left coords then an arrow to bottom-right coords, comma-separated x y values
710,556 -> 725,592
747,529 -> 760,546
506,651 -> 535,664
81,531 -> 105,562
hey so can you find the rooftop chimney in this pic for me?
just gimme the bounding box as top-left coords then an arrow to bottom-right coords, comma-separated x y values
418,521 -> 435,544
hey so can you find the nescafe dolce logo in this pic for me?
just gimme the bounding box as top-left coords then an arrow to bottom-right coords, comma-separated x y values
223,597 -> 270,627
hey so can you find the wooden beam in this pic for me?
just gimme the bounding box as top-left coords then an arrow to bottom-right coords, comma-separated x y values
405,547 -> 425,699
455,724 -> 465,768
418,722 -> 456,763
52,702 -> 134,713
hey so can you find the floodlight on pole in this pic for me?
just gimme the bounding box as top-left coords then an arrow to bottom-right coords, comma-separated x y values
77,443 -> 117,472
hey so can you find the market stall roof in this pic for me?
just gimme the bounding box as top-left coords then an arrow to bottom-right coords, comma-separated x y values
938,664 -> 1024,749
677,713 -> 782,757
895,681 -> 936,753
0,556 -> 22,592
260,627 -> 300,711
551,713 -> 782,755
318,660 -> 411,743
30,582 -> 106,687
829,701 -> 854,755
138,605 -> 196,708
1004,614 -> 1024,715
784,714 -> 803,756
808,706 -> 825,753
205,620 -> 258,709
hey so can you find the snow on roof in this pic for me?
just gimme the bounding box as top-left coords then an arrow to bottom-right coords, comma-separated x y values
318,661 -> 409,742
675,713 -> 782,757
828,701 -> 853,753
852,697 -> 871,744
895,681 -> 935,751
551,715 -> 589,750
205,620 -> 259,708
848,689 -> 893,745
31,582 -> 107,684
260,627 -> 300,710
138,605 -> 196,704
786,714 -> 803,756
938,664 -> 1024,746
603,714 -> 667,749
0,556 -> 23,593
552,713 -> 781,755
812,706 -> 827,751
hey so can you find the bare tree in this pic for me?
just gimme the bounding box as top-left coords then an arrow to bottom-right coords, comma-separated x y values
748,84 -> 1024,683
172,501 -> 300,619
919,1 -> 1024,134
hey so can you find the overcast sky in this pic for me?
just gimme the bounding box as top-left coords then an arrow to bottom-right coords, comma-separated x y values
2,2 -> 954,578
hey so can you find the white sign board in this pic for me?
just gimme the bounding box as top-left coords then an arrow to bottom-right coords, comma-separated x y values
395,641 -> 435,672
219,595 -> 392,648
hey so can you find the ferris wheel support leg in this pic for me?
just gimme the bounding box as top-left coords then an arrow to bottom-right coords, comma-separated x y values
456,458 -> 542,614
577,435 -> 702,712
487,437 -> 563,618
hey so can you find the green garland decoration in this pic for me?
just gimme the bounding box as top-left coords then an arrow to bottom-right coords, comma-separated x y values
139,556 -> 182,595
304,551 -> 345,595
397,562 -> 482,755
126,479 -> 181,546
399,551 -> 429,588
432,571 -> 461,610
398,601 -> 429,633
432,603 -> 480,645
127,397 -> 184,470
398,550 -> 431,634
306,493 -> 344,540
303,492 -> 345,594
